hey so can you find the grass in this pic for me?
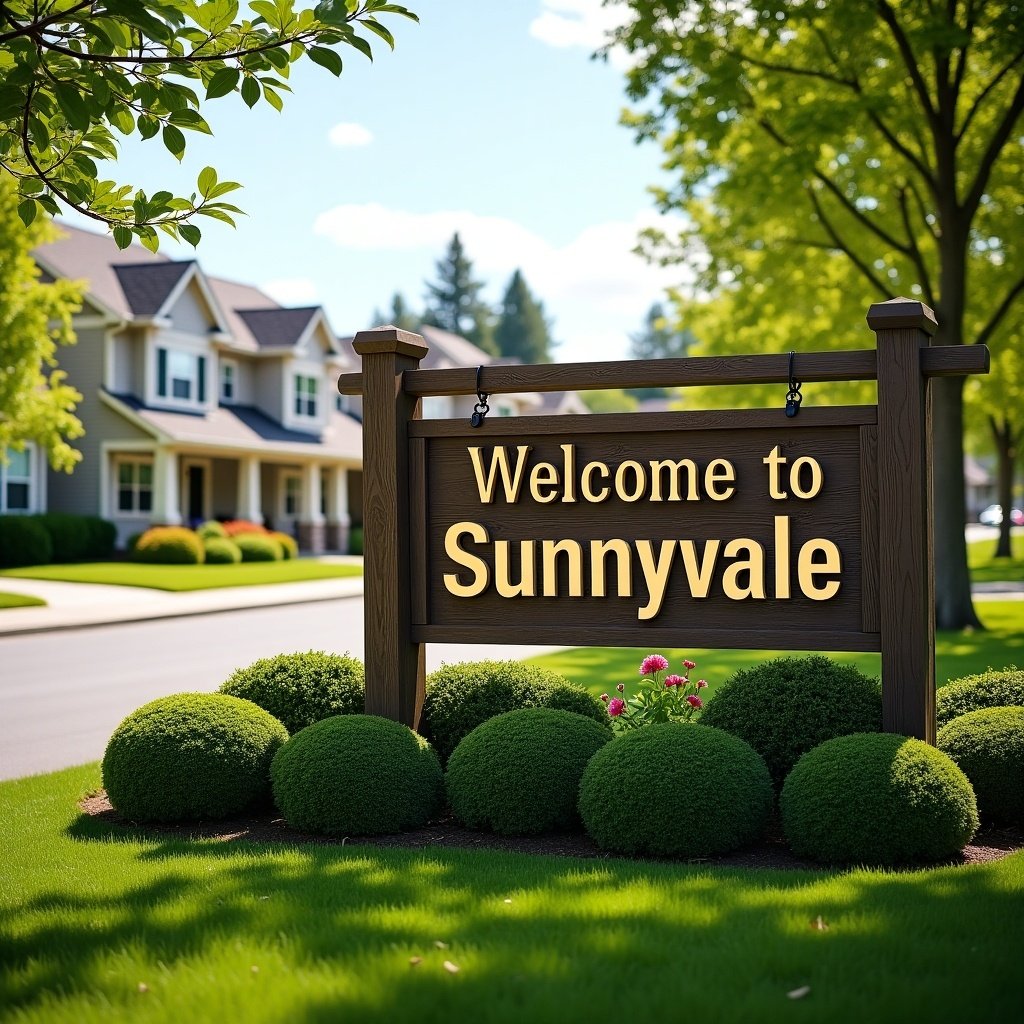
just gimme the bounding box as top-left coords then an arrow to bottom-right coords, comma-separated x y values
0,591 -> 46,609
968,533 -> 1024,585
530,600 -> 1024,698
1,764 -> 1021,1024
0,560 -> 362,592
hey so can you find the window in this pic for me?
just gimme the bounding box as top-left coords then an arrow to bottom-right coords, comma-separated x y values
283,474 -> 301,516
1,447 -> 33,513
157,348 -> 206,405
220,360 -> 236,403
294,375 -> 318,417
422,396 -> 453,419
116,458 -> 153,514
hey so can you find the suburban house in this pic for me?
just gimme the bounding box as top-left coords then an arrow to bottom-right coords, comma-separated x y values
25,224 -> 550,552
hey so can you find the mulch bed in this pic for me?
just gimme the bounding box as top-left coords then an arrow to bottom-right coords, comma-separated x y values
79,792 -> 1023,871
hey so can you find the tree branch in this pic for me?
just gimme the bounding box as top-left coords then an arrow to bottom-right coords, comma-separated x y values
0,0 -> 92,43
897,186 -> 936,306
874,0 -> 938,125
808,190 -> 892,298
961,72 -> 1024,220
812,170 -> 912,255
36,31 -> 322,64
974,269 -> 1024,348
956,44 -> 1024,144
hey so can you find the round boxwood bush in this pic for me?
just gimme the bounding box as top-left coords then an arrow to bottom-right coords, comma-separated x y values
132,526 -> 205,565
271,715 -> 443,835
936,668 -> 1024,727
447,709 -> 611,834
102,693 -> 288,822
197,520 -> 228,540
219,650 -> 364,734
271,531 -> 299,560
421,660 -> 607,762
780,733 -> 978,865
204,537 -> 242,564
700,655 -> 882,786
938,707 -> 1024,825
0,515 -> 52,568
579,724 -> 773,857
235,533 -> 283,562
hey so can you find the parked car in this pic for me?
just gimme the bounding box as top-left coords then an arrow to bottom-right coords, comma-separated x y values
978,504 -> 1024,526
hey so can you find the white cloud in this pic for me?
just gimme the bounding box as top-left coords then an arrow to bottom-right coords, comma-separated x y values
327,122 -> 373,147
261,277 -> 320,305
529,1 -> 632,69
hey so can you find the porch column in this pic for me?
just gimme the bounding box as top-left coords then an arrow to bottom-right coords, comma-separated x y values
153,448 -> 182,525
237,455 -> 262,524
298,461 -> 325,553
325,465 -> 351,552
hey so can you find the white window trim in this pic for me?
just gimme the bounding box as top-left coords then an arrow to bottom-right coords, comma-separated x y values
293,373 -> 318,419
279,469 -> 302,522
220,358 -> 238,404
112,453 -> 156,519
0,443 -> 38,515
148,330 -> 212,412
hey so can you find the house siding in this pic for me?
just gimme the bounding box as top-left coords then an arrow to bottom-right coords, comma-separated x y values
169,283 -> 214,335
211,458 -> 238,519
256,361 -> 284,423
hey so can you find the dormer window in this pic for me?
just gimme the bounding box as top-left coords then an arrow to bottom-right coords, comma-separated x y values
294,375 -> 318,418
157,347 -> 206,407
220,359 -> 237,403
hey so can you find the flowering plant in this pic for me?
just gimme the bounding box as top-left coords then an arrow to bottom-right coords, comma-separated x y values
601,654 -> 708,733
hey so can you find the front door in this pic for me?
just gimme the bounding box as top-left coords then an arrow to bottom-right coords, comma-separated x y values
181,459 -> 209,526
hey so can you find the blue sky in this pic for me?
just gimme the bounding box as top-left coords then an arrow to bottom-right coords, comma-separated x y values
71,1 -> 687,361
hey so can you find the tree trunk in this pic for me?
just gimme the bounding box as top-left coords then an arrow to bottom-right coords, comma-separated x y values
990,416 -> 1017,560
932,375 -> 983,630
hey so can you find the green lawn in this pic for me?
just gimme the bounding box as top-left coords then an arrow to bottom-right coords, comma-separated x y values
530,600 -> 1024,698
0,591 -> 46,609
0,560 -> 362,592
1,765 -> 1021,1024
968,533 -> 1024,584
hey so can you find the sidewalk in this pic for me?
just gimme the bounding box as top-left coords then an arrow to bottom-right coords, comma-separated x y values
0,573 -> 364,636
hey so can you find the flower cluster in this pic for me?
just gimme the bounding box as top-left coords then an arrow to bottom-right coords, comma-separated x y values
601,655 -> 708,733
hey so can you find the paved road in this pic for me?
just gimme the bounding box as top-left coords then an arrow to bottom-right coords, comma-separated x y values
0,597 -> 561,781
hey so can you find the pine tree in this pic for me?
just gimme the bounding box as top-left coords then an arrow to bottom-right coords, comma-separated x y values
494,270 -> 554,363
628,303 -> 694,398
423,233 -> 496,354
371,293 -> 420,333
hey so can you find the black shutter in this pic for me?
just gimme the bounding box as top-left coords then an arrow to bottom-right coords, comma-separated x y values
197,356 -> 206,403
157,348 -> 167,397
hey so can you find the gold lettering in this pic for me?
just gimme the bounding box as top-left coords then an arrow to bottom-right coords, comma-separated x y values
615,460 -> 646,502
705,459 -> 736,501
581,461 -> 610,502
529,462 -> 559,504
542,539 -> 584,597
722,538 -> 766,600
590,539 -> 633,597
678,539 -> 721,598
774,515 -> 791,599
798,539 -> 842,600
494,540 -> 537,598
467,445 -> 531,503
561,444 -> 577,503
763,445 -> 787,499
790,456 -> 824,499
636,539 -> 677,620
443,522 -> 491,597
649,459 -> 699,502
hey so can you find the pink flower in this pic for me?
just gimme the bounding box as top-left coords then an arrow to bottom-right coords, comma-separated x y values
640,654 -> 669,675
616,683 -> 624,693
683,659 -> 697,671
600,693 -> 609,703
664,674 -> 684,688
696,679 -> 708,689
607,698 -> 626,717
686,694 -> 703,709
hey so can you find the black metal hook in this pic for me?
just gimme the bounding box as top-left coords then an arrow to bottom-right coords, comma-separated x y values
470,365 -> 489,427
785,351 -> 802,418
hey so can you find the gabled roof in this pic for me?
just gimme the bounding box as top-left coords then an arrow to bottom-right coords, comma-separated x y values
418,325 -> 495,369
112,261 -> 194,316
235,307 -> 322,349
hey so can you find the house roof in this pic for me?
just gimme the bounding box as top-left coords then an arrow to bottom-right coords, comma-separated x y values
235,307 -> 321,349
521,390 -> 591,415
105,392 -> 362,460
418,325 -> 495,369
112,261 -> 195,316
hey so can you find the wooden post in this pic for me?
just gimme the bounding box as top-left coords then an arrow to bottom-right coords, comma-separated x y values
868,298 -> 937,742
351,325 -> 429,728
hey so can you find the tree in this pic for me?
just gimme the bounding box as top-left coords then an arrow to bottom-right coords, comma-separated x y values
0,0 -> 417,249
611,0 -> 1024,629
0,175 -> 84,471
494,269 -> 554,363
371,292 -> 420,333
628,301 -> 694,398
423,232 -> 497,354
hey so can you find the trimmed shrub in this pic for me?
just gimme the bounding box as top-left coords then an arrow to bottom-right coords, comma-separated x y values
132,526 -> 205,565
197,520 -> 228,540
781,733 -> 978,865
222,519 -> 268,537
271,531 -> 299,560
579,724 -> 773,857
219,650 -> 364,734
204,537 -> 242,564
125,531 -> 144,556
700,655 -> 882,786
447,709 -> 612,834
271,715 -> 443,835
348,526 -> 363,556
936,668 -> 1024,727
938,707 -> 1024,825
0,516 -> 52,568
33,513 -> 116,562
235,533 -> 283,562
102,693 -> 288,822
422,660 -> 607,762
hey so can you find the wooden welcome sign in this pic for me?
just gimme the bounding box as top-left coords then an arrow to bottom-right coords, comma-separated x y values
338,300 -> 988,743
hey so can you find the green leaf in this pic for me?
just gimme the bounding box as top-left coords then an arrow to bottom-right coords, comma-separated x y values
28,116 -> 50,152
54,83 -> 92,131
167,109 -> 213,134
206,67 -> 240,99
180,224 -> 202,247
17,198 -> 37,227
241,76 -> 260,108
198,166 -> 218,198
346,33 -> 374,61
139,230 -> 160,254
361,19 -> 395,49
262,84 -> 284,112
209,181 -> 242,199
162,124 -> 186,160
112,225 -> 133,249
308,46 -> 343,75
138,115 -> 160,140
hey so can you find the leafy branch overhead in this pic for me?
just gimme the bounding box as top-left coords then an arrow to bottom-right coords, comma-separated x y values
0,0 -> 417,249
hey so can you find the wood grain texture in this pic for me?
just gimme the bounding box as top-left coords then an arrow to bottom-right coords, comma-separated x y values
409,437 -> 427,627
859,425 -> 881,635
